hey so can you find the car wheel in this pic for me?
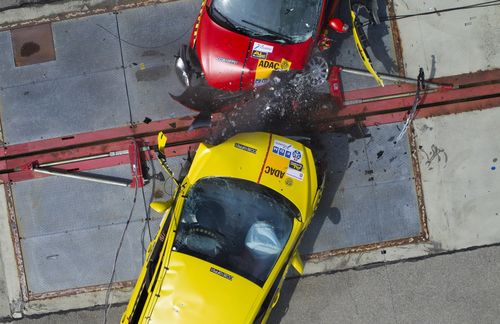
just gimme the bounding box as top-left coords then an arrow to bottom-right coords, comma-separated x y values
291,55 -> 330,88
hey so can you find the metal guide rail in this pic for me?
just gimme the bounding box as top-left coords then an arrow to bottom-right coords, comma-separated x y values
0,117 -> 209,184
324,68 -> 500,129
0,69 -> 499,184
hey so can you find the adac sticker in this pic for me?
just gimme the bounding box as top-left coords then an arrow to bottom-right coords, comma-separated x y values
264,165 -> 285,179
257,59 -> 291,71
255,58 -> 292,80
267,154 -> 289,172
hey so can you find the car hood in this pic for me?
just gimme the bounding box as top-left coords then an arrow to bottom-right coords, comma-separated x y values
186,132 -> 318,218
195,12 -> 313,91
195,12 -> 250,91
146,252 -> 261,323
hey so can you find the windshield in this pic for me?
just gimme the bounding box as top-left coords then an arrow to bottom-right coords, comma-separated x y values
210,0 -> 323,43
173,177 -> 297,286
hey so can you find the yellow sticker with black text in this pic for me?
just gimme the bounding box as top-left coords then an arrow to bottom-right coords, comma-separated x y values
255,58 -> 292,80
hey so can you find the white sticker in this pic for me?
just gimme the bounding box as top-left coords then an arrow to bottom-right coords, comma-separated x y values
252,42 -> 273,53
287,160 -> 304,181
286,168 -> 304,181
271,140 -> 303,163
272,140 -> 293,158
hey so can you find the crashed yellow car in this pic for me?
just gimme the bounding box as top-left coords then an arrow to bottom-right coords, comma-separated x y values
122,132 -> 324,323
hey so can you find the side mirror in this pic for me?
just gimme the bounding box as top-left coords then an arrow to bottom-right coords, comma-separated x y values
150,199 -> 174,214
329,18 -> 349,33
291,250 -> 304,274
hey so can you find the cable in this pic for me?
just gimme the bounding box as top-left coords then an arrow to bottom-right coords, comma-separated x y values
94,0 -> 200,49
142,158 -> 154,242
96,22 -> 191,49
140,152 -> 156,263
140,187 -> 152,261
361,0 -> 500,26
103,140 -> 140,324
163,173 -> 176,199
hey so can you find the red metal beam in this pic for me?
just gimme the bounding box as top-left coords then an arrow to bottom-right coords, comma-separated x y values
315,69 -> 500,129
332,83 -> 499,119
0,119 -> 209,183
317,95 -> 500,130
343,83 -> 418,101
3,143 -> 199,183
0,115 -> 197,158
431,68 -> 500,86
341,68 -> 500,102
1,69 -> 498,184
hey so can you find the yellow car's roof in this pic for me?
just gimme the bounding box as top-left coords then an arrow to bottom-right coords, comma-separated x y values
144,252 -> 261,323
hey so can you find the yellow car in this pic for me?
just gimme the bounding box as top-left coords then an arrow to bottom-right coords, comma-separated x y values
122,132 -> 324,324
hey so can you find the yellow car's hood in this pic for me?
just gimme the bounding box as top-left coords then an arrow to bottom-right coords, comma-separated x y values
145,252 -> 261,323
187,132 -> 318,219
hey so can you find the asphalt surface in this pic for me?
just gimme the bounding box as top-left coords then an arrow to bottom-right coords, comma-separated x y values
3,244 -> 500,324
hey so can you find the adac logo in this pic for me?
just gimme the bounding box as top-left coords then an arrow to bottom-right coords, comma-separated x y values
264,166 -> 285,179
257,58 -> 292,71
280,58 -> 291,71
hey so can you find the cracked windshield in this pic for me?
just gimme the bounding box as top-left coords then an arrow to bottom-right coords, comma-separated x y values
210,0 -> 323,42
173,177 -> 298,285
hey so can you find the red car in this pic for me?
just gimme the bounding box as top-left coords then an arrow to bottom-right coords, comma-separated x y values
174,0 -> 347,92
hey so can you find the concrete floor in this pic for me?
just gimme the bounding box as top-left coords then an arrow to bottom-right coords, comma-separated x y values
302,105 -> 500,276
415,107 -> 500,250
271,245 -> 500,324
3,244 -> 500,323
394,0 -> 500,78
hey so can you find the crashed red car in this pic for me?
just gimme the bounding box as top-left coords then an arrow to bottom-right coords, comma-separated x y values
174,0 -> 346,92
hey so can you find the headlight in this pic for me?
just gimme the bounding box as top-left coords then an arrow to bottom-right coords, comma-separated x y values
175,55 -> 190,87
